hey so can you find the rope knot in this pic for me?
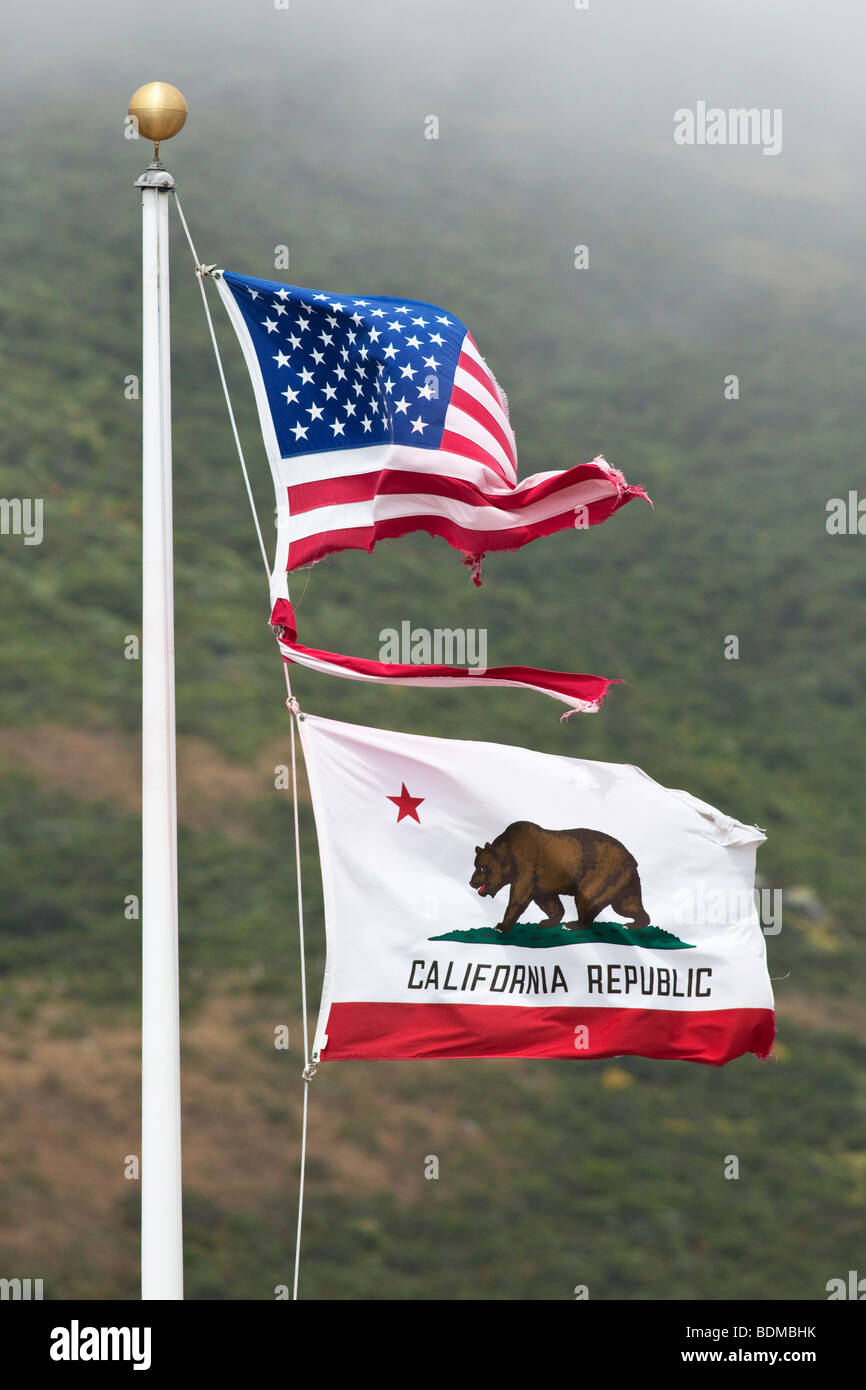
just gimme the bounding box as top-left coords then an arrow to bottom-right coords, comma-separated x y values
286,694 -> 301,717
302,1061 -> 318,1081
195,263 -> 218,279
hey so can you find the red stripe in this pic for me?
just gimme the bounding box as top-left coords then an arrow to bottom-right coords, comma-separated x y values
288,472 -> 386,515
288,524 -> 373,568
457,348 -> 505,410
269,599 -> 616,710
286,489 -> 640,569
282,643 -> 613,704
286,458 -> 636,518
449,384 -> 516,469
321,1002 -> 776,1066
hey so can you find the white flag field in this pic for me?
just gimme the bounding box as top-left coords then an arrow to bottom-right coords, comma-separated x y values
300,715 -> 775,1067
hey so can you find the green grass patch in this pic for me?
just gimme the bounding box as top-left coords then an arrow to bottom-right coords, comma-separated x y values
430,921 -> 694,949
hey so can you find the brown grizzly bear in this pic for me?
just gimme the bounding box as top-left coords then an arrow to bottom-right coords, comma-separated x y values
469,821 -> 650,934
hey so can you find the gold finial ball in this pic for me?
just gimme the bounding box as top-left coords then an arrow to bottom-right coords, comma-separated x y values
128,82 -> 188,146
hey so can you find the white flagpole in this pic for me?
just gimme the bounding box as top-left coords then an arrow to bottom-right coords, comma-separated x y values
130,82 -> 188,1301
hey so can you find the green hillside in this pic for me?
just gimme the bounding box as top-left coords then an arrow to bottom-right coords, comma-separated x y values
0,4 -> 864,1299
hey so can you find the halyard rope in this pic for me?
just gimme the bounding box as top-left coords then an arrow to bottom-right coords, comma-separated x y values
172,195 -> 271,580
173,194 -> 313,1301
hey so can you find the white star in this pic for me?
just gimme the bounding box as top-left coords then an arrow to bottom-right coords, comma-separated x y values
326,314 -> 339,328
297,315 -> 311,332
299,367 -> 315,385
288,334 -> 303,350
412,315 -> 428,327
353,299 -> 369,307
394,396 -> 410,414
306,403 -> 324,421
435,315 -> 451,326
361,416 -> 373,432
276,288 -> 290,301
310,349 -> 325,365
405,335 -> 422,350
352,381 -> 364,397
330,419 -> 346,436
262,318 -> 278,334
417,381 -> 435,400
410,415 -> 427,434
273,351 -> 291,369
314,292 -> 329,301
369,326 -> 381,343
323,383 -> 337,401
318,331 -> 333,346
248,288 -> 260,301
383,343 -> 398,360
383,377 -> 395,395
343,401 -> 357,416
330,301 -> 345,313
423,355 -> 441,371
429,332 -> 445,346
370,308 -> 386,319
350,312 -> 363,326
387,319 -> 405,332
282,385 -> 300,405
399,363 -> 417,379
393,306 -> 409,314
273,303 -> 288,317
291,422 -> 308,441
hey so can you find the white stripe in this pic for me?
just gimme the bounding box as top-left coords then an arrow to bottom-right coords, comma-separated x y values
441,401 -> 517,476
460,333 -> 498,379
276,443 -> 506,493
285,478 -> 618,543
453,360 -> 515,438
277,443 -> 617,501
451,365 -> 517,473
458,340 -> 513,436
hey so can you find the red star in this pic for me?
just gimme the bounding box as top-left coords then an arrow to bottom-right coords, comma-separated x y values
387,782 -> 424,823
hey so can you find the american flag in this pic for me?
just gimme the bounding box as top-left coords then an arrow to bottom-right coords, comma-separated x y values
216,270 -> 648,600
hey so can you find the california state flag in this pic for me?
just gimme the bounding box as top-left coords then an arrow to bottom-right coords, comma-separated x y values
299,715 -> 775,1067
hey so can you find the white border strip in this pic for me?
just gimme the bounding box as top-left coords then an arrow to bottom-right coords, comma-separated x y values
215,272 -> 291,607
296,715 -> 339,1059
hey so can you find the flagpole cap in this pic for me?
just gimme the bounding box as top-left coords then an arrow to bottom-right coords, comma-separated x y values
128,82 -> 188,161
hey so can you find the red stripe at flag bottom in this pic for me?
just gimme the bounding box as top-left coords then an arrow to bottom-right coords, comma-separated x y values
319,1002 -> 776,1066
